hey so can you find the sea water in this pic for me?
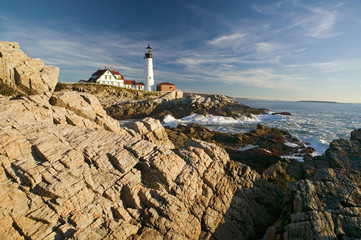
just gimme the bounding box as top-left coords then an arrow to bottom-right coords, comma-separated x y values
163,99 -> 361,155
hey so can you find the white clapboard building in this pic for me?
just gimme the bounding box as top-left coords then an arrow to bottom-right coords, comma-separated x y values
87,67 -> 125,87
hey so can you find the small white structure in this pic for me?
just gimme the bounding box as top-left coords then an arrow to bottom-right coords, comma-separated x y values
88,67 -> 124,87
124,80 -> 145,90
144,45 -> 154,91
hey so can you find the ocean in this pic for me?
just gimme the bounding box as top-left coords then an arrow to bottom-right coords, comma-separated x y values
163,99 -> 361,155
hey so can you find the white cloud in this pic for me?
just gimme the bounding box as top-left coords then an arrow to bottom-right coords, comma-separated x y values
255,42 -> 285,53
252,1 -> 341,39
286,60 -> 361,73
251,3 -> 278,15
302,7 -> 339,39
208,33 -> 248,48
0,17 -> 147,81
218,68 -> 306,90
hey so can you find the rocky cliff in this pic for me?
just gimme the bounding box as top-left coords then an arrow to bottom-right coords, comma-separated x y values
0,42 -> 59,95
268,130 -> 361,239
1,41 -> 360,240
0,42 -> 282,239
0,91 -> 285,239
106,93 -> 267,120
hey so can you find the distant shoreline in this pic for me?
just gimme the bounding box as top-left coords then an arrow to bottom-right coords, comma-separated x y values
298,100 -> 339,104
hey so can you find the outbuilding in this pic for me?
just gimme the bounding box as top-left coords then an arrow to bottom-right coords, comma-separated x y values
156,82 -> 176,92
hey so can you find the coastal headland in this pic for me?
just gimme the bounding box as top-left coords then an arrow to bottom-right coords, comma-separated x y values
1,41 -> 360,239
298,100 -> 339,104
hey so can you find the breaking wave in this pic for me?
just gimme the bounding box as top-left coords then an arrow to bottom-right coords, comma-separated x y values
162,113 -> 283,130
162,100 -> 361,155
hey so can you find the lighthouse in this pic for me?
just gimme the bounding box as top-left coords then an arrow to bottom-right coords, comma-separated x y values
144,45 -> 154,91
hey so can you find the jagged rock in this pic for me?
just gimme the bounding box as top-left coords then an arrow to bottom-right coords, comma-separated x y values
7,45 -> 359,239
272,112 -> 292,116
166,123 -> 314,183
0,41 -> 59,95
106,93 -> 267,120
0,92 -> 285,239
271,129 -> 361,239
50,90 -> 126,133
351,129 -> 361,142
123,117 -> 174,149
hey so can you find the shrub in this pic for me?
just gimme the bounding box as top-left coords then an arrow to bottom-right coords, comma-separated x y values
54,82 -> 69,91
0,81 -> 17,96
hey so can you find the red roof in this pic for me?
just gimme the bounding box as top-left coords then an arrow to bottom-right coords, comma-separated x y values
135,82 -> 144,86
111,70 -> 124,79
157,82 -> 175,86
124,80 -> 135,85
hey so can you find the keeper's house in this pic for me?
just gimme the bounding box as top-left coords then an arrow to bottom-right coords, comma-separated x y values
87,67 -> 144,90
87,67 -> 124,87
156,82 -> 176,92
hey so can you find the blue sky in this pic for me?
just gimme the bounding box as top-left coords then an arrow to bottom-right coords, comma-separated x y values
1,0 -> 361,102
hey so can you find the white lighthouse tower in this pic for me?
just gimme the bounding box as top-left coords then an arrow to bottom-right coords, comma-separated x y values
144,45 -> 154,91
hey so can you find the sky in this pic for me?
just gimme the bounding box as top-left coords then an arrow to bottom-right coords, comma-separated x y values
1,0 -> 361,103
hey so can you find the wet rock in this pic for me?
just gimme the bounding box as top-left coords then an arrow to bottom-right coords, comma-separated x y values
106,94 -> 267,120
272,112 -> 292,116
166,123 -> 313,177
151,94 -> 267,120
351,129 -> 361,142
272,129 -> 361,239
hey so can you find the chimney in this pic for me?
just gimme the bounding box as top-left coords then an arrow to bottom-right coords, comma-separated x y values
98,67 -> 101,70
114,68 -> 117,72
105,66 -> 107,69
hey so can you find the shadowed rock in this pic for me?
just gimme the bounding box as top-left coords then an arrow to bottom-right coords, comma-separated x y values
269,129 -> 361,239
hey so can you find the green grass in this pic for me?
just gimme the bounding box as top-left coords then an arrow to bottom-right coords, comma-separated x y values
55,82 -> 162,98
54,82 -> 70,91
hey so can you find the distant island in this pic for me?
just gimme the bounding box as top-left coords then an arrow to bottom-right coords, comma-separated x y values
298,100 -> 339,104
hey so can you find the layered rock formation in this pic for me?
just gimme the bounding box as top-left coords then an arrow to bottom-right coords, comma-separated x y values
166,123 -> 314,190
1,42 -> 360,240
0,42 -> 59,95
56,82 -> 183,107
56,83 -> 265,121
106,93 -> 267,120
269,129 -> 361,239
0,92 -> 284,239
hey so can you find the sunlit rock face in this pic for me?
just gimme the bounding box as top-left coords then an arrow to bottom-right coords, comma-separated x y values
0,41 -> 59,95
0,93 -> 283,239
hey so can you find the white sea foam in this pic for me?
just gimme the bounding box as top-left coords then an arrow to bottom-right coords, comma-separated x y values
281,155 -> 304,162
162,113 -> 283,129
285,142 -> 299,148
162,99 -> 361,155
162,115 -> 178,127
239,145 -> 258,151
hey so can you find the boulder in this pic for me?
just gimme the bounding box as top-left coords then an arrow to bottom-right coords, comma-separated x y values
123,117 -> 175,149
351,129 -> 361,142
0,41 -> 59,95
166,123 -> 314,179
50,91 -> 125,133
271,129 -> 361,239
